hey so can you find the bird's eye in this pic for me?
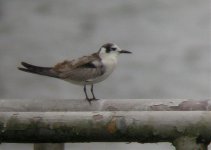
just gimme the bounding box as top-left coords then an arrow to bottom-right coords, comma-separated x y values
111,47 -> 117,51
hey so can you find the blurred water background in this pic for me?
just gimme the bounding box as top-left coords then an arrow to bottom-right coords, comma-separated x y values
0,0 -> 210,149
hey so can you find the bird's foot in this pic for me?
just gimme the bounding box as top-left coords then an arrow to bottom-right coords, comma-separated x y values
91,97 -> 99,101
85,98 -> 93,105
85,97 -> 99,105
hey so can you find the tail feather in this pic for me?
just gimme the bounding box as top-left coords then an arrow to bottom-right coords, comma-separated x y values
18,62 -> 58,78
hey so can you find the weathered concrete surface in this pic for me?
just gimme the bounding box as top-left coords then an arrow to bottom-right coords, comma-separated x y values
0,99 -> 210,112
0,111 -> 210,146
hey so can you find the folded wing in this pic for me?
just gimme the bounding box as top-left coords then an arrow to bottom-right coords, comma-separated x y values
53,53 -> 105,81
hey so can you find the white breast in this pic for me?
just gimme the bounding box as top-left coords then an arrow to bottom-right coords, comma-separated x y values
90,54 -> 118,84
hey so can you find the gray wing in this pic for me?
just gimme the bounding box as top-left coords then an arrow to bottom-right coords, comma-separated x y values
58,60 -> 106,81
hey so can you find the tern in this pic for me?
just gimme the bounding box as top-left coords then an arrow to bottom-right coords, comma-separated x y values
18,43 -> 132,103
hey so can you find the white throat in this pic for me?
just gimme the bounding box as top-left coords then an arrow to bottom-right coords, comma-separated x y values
100,53 -> 118,68
101,53 -> 118,74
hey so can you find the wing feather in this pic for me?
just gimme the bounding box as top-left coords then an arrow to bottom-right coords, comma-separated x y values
52,53 -> 105,81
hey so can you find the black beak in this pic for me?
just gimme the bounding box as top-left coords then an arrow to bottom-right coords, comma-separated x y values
119,50 -> 132,54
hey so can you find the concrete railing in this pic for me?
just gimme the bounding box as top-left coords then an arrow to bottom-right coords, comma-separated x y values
0,99 -> 210,150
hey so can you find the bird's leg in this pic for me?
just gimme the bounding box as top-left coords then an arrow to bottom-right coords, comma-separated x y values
91,84 -> 98,100
84,84 -> 91,103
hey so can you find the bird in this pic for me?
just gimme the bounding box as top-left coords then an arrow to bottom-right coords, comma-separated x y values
18,43 -> 132,103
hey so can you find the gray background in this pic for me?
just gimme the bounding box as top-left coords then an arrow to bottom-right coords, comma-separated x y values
0,0 -> 210,149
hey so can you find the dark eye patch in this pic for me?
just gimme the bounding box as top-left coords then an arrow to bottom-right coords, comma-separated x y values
111,47 -> 117,51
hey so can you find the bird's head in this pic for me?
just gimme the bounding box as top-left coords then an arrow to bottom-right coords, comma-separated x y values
98,43 -> 131,59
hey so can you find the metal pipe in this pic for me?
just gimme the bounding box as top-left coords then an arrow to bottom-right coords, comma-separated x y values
0,99 -> 209,112
0,111 -> 210,146
34,143 -> 64,150
0,99 -> 210,150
